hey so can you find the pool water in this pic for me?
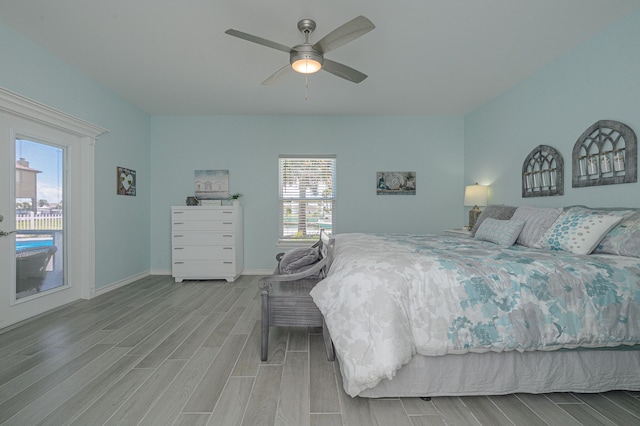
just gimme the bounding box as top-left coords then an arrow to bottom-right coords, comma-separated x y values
16,240 -> 54,250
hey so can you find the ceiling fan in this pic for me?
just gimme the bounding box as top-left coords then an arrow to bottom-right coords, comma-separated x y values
225,16 -> 375,85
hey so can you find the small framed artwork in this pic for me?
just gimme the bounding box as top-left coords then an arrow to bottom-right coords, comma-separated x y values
376,171 -> 416,195
117,166 -> 136,196
195,170 -> 229,200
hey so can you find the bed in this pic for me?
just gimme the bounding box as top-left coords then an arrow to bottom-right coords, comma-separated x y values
310,206 -> 640,398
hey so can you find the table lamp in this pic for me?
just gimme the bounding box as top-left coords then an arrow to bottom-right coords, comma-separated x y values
464,183 -> 488,230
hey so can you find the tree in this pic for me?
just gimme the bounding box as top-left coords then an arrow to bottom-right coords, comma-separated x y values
38,199 -> 48,207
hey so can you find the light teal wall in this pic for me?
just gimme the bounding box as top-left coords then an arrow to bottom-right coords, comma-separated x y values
465,9 -> 640,211
0,23 -> 151,290
6,5 -> 639,285
150,116 -> 464,271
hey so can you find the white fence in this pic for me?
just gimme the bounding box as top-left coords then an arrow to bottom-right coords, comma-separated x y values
16,213 -> 63,230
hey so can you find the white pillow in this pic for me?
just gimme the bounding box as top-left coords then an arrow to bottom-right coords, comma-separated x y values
474,218 -> 525,246
536,211 -> 623,255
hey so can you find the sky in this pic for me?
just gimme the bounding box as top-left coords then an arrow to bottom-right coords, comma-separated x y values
16,139 -> 63,205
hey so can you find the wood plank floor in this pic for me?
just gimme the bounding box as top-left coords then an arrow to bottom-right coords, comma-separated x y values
1,275 -> 639,425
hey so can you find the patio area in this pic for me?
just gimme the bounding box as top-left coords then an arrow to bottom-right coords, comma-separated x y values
16,229 -> 63,299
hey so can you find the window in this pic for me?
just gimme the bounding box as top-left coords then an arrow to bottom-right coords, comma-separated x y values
279,155 -> 336,242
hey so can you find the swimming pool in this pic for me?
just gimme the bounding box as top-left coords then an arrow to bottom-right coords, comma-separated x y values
16,239 -> 54,250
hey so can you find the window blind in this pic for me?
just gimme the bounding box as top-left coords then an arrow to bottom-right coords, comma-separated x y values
278,155 -> 336,242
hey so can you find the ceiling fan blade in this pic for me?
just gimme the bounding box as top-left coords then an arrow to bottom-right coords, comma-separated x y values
312,16 -> 375,54
225,29 -> 292,53
322,59 -> 368,83
261,64 -> 292,86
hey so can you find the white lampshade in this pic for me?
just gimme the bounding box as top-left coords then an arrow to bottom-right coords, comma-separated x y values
291,58 -> 322,74
464,183 -> 488,207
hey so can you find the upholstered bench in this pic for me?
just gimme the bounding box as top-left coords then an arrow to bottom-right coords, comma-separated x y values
258,230 -> 335,361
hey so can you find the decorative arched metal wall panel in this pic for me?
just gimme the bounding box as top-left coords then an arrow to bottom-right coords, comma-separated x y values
572,120 -> 637,188
522,145 -> 564,198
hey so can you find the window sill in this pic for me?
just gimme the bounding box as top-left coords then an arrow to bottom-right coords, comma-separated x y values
276,240 -> 316,250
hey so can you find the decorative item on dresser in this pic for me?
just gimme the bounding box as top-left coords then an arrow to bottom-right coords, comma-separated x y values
171,206 -> 243,282
228,192 -> 243,206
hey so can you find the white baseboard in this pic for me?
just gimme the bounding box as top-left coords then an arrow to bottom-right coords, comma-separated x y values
91,271 -> 150,298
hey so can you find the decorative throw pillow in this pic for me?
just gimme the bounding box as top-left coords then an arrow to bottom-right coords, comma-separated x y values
536,211 -> 623,255
474,218 -> 525,246
594,210 -> 640,257
470,205 -> 518,237
511,206 -> 563,247
279,247 -> 320,275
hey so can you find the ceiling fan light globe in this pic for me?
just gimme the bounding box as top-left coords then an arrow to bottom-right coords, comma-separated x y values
291,58 -> 322,74
290,46 -> 323,74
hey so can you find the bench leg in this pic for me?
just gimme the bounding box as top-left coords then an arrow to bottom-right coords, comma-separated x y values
261,291 -> 269,361
322,319 -> 335,361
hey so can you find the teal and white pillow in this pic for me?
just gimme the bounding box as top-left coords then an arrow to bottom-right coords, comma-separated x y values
474,218 -> 525,246
536,211 -> 623,255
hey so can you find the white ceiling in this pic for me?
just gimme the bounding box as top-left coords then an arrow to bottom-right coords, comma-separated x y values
1,0 -> 639,116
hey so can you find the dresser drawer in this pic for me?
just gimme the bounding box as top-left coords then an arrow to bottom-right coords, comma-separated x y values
172,231 -> 235,245
171,209 -> 236,221
172,245 -> 235,260
171,260 -> 237,277
171,220 -> 235,231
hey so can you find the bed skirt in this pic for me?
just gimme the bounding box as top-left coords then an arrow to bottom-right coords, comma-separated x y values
356,347 -> 640,398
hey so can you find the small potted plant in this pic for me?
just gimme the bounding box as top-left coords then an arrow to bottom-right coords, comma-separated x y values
229,192 -> 243,206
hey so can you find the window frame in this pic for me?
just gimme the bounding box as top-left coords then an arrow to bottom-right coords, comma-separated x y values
278,154 -> 336,244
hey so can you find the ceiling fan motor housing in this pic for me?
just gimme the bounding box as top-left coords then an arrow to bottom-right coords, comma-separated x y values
290,44 -> 324,73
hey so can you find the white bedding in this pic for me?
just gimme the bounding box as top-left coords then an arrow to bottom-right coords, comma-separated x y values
310,233 -> 640,396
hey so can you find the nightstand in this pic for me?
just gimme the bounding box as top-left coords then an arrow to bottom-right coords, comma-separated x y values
444,228 -> 472,237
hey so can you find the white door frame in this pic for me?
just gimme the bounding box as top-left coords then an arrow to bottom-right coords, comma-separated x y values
0,88 -> 107,328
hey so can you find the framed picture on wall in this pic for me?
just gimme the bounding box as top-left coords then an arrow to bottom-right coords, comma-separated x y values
376,171 -> 416,195
117,166 -> 136,196
195,169 -> 229,200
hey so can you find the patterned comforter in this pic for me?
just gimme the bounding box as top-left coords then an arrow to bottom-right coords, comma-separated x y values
309,233 -> 640,396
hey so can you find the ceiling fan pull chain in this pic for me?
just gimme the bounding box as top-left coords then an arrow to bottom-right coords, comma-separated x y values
305,74 -> 309,101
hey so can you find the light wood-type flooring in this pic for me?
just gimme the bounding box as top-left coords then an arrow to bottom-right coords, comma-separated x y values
1,275 -> 639,425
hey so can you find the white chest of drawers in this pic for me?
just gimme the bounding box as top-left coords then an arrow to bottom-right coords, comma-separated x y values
171,206 -> 243,282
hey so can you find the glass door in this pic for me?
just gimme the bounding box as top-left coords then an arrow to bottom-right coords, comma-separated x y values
0,114 -> 81,328
0,89 -> 104,330
15,139 -> 66,300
